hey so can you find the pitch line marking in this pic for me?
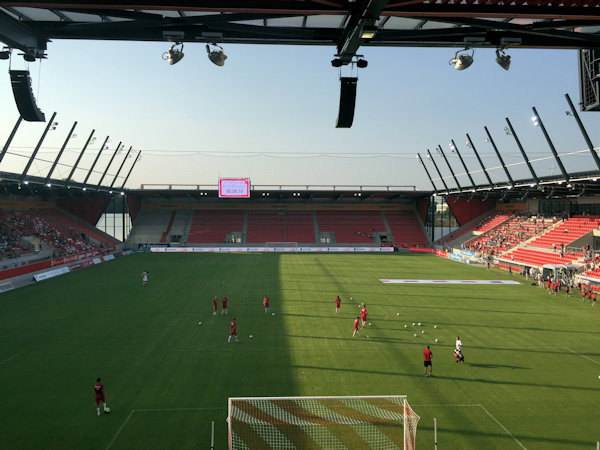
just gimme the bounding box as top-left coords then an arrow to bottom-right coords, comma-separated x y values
413,404 -> 527,449
0,353 -> 19,365
478,404 -> 527,450
563,346 -> 600,366
106,409 -> 135,450
105,407 -> 227,449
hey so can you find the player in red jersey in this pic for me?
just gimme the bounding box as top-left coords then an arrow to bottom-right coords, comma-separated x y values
360,304 -> 367,327
588,290 -> 593,303
212,296 -> 218,316
335,296 -> 341,313
94,378 -> 109,416
222,296 -> 228,315
353,316 -> 361,337
423,346 -> 433,377
263,296 -> 270,314
228,318 -> 238,343
593,292 -> 597,307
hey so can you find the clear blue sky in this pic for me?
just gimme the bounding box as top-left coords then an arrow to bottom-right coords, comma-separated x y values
0,39 -> 598,191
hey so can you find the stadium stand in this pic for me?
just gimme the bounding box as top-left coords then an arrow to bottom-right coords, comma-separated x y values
187,210 -> 245,244
246,210 -> 286,243
283,211 -> 316,243
316,210 -> 386,243
504,247 -> 579,266
0,208 -> 117,267
384,210 -> 427,247
125,209 -> 175,246
464,215 -> 554,256
527,215 -> 600,249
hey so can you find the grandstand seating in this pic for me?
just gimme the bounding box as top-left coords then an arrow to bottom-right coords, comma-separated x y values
246,210 -> 286,243
504,247 -> 579,266
476,213 -> 511,233
316,210 -> 385,243
187,210 -> 245,244
384,210 -> 427,247
282,211 -> 315,243
464,215 -> 552,255
1,208 -> 117,262
126,209 -> 175,245
528,216 -> 600,249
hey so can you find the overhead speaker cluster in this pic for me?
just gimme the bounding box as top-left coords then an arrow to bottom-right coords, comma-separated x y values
9,70 -> 45,122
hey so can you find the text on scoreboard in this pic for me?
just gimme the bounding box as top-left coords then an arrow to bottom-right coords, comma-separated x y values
218,178 -> 251,198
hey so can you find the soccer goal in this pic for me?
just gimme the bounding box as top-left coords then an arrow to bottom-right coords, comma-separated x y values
265,242 -> 299,252
228,395 -> 420,449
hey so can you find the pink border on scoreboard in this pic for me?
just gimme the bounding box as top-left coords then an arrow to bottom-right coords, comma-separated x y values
218,178 -> 251,198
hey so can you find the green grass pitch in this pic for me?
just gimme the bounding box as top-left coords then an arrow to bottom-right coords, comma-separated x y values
0,252 -> 598,449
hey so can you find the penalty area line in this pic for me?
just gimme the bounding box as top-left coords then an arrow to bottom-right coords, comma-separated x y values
563,346 -> 600,366
0,353 -> 19,365
478,404 -> 527,450
106,409 -> 135,450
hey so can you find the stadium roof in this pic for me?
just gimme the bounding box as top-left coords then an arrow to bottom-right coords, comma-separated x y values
2,0 -> 600,62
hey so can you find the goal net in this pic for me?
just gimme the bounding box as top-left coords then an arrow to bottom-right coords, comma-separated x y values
228,395 -> 420,450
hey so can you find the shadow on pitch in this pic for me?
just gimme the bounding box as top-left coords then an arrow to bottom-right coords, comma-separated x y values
467,362 -> 530,370
291,364 -> 600,393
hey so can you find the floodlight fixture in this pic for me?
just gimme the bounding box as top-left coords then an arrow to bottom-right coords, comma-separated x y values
450,49 -> 474,70
0,47 -> 10,60
206,43 -> 227,66
356,59 -> 368,68
120,191 -> 125,196
82,187 -> 86,191
531,116 -> 539,126
465,140 -> 471,148
46,183 -> 51,187
22,53 -> 36,62
504,127 -> 512,135
593,177 -> 598,182
495,49 -> 511,70
331,58 -> 344,67
23,180 -> 29,185
361,26 -> 377,39
163,43 -> 184,65
449,143 -> 456,152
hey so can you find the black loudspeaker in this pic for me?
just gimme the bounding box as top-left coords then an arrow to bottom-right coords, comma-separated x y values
9,69 -> 46,122
336,77 -> 358,128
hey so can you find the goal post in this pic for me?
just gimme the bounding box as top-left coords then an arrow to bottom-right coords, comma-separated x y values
227,395 -> 420,449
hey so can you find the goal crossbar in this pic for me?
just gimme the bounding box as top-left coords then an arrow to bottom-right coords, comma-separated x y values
228,395 -> 420,449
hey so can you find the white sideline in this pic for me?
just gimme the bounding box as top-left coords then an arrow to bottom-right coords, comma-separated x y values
105,407 -> 226,450
563,346 -> 600,366
414,403 -> 527,449
0,353 -> 19,365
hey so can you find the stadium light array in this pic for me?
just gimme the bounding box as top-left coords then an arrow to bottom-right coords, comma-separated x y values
531,116 -> 539,126
206,43 -> 227,66
163,43 -> 184,65
449,49 -> 474,70
495,49 -> 511,70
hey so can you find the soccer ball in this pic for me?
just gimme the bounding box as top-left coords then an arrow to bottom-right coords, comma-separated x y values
198,322 -> 202,325
272,313 -> 276,316
404,325 -> 407,328
249,335 -> 253,339
421,330 -> 425,334
418,322 -> 422,326
412,323 -> 415,326
350,297 -> 353,300
435,339 -> 438,342
397,313 -> 400,316
434,325 -> 437,328
413,333 -> 417,337
368,323 -> 372,326
104,407 -> 110,414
